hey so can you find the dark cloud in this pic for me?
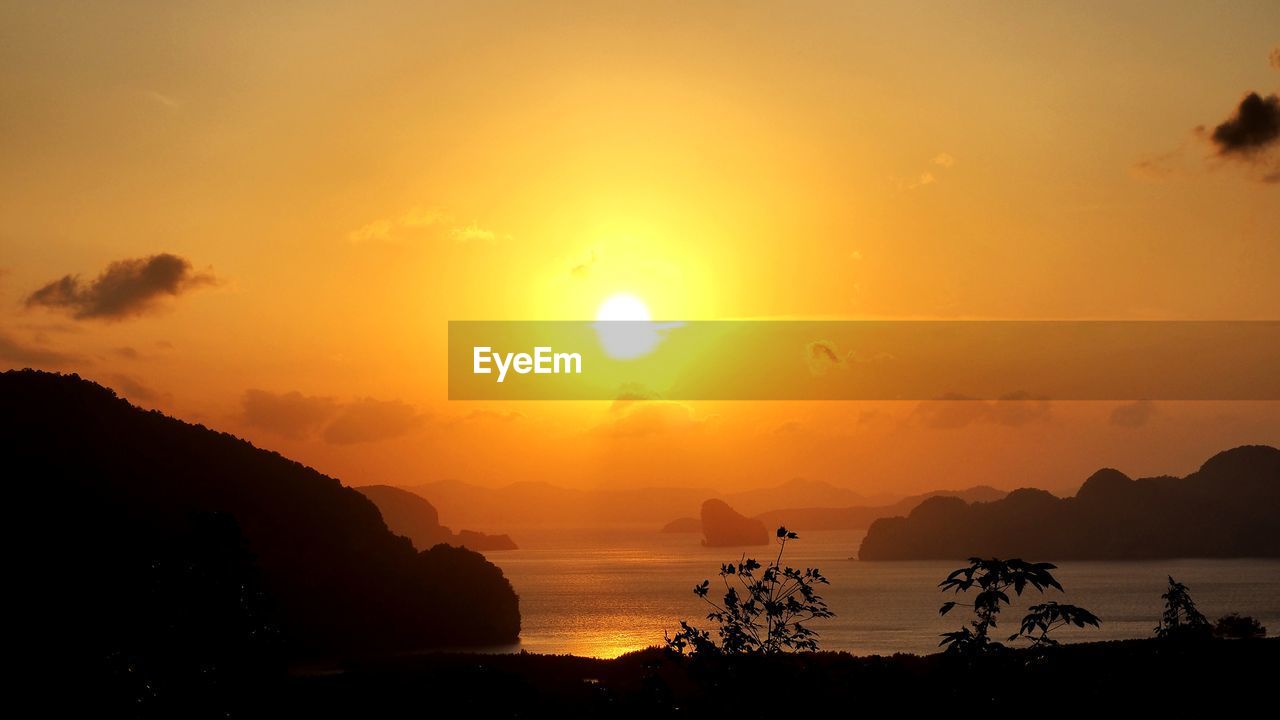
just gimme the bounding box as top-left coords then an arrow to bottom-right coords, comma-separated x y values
25,253 -> 216,320
322,398 -> 426,444
113,346 -> 139,359
241,389 -> 340,440
0,330 -> 79,366
1208,92 -> 1280,157
1109,399 -> 1156,428
913,391 -> 1051,429
805,339 -> 892,375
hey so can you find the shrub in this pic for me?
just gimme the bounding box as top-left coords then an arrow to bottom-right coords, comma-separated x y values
938,557 -> 1099,654
666,527 -> 833,656
1213,613 -> 1266,639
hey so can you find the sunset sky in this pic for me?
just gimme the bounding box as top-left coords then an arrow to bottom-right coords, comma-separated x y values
2,2 -> 1278,498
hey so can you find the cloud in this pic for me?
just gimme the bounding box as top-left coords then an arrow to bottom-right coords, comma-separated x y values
104,373 -> 166,404
450,223 -> 505,244
348,205 -> 508,245
348,205 -> 449,243
241,390 -> 427,444
322,397 -> 426,444
1109,399 -> 1156,428
592,394 -> 711,438
0,330 -> 79,366
1130,147 -> 1184,180
1271,46 -> 1280,71
1208,92 -> 1280,156
570,250 -> 598,278
241,389 -> 341,440
25,253 -> 216,320
608,383 -> 663,412
912,391 -> 1051,429
114,346 -> 139,359
897,152 -> 956,190
987,391 -> 1052,427
805,340 -> 892,375
908,171 -> 936,189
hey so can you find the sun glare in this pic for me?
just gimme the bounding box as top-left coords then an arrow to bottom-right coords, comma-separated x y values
595,293 -> 651,322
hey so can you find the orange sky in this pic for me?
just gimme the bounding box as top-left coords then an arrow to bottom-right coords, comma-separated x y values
2,2 -> 1278,497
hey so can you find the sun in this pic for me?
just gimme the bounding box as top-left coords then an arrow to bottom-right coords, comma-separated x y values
595,293 -> 651,322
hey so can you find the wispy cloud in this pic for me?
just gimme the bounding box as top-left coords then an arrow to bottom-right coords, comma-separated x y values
899,152 -> 957,190
348,205 -> 508,244
0,329 -> 80,366
241,389 -> 427,444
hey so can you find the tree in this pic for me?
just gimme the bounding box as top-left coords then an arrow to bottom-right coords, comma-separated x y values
666,527 -> 833,656
1155,576 -> 1210,640
1213,613 -> 1266,639
938,557 -> 1099,654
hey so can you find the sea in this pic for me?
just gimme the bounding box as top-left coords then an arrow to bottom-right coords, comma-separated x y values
476,528 -> 1280,658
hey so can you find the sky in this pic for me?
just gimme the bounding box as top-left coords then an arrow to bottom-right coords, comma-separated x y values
2,1 -> 1278,497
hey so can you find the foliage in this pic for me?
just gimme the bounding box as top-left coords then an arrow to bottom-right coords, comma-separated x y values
1213,613 -> 1265,640
667,527 -> 833,656
1155,576 -> 1210,639
937,557 -> 1099,654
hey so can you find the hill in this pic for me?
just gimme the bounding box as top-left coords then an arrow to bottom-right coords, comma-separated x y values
858,446 -> 1280,560
700,499 -> 768,546
1,370 -> 520,662
410,477 -> 882,530
664,487 -> 1005,534
355,485 -> 517,551
408,479 -> 716,528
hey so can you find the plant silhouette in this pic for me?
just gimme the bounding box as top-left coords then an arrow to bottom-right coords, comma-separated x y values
938,557 -> 1099,654
666,527 -> 833,656
1155,576 -> 1211,639
1213,613 -> 1266,639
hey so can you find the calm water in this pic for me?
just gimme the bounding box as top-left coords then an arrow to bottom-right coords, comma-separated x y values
480,528 -> 1280,658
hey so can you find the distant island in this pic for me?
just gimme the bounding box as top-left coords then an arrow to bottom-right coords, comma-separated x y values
859,445 -> 1280,560
356,484 -> 518,551
408,476 -> 878,529
665,486 -> 1007,534
700,499 -> 768,546
2,370 -> 520,663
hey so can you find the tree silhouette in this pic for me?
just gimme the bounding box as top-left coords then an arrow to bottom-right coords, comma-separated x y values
1213,613 -> 1266,639
666,527 -> 833,656
1155,576 -> 1210,639
938,557 -> 1099,654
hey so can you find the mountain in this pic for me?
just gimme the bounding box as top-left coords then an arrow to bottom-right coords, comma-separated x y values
701,499 -> 768,547
720,478 -> 871,516
755,486 -> 1007,531
858,446 -> 1280,560
662,516 -> 702,533
408,478 -> 878,529
1,370 -> 520,662
355,485 -> 517,551
408,480 -> 718,528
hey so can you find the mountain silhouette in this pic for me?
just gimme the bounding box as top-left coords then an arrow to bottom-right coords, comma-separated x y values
355,484 -> 517,551
2,370 -> 520,663
858,445 -> 1280,560
700,499 -> 768,546
664,486 -> 1005,534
